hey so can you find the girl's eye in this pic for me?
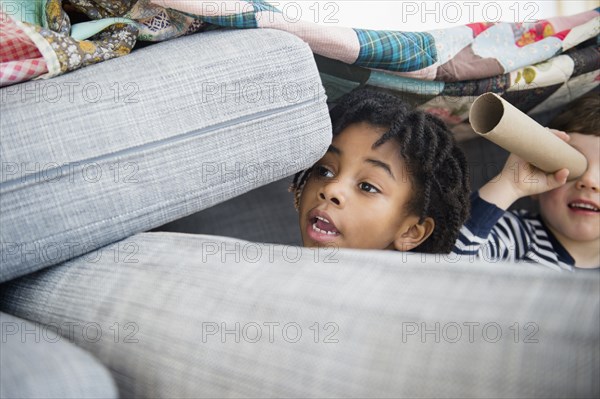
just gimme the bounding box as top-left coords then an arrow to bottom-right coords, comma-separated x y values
359,182 -> 380,193
315,165 -> 334,178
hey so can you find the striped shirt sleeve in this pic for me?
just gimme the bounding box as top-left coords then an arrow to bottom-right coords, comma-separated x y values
453,192 -> 533,263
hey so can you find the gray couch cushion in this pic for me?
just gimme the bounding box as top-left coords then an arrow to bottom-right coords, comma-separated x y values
0,312 -> 118,399
0,28 -> 331,283
1,232 -> 597,398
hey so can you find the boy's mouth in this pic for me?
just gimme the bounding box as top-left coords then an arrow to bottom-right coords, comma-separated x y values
568,200 -> 600,213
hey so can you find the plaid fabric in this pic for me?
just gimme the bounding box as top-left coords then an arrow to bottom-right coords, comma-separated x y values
354,29 -> 437,72
198,13 -> 259,28
249,0 -> 279,13
0,60 -> 47,87
0,12 -> 48,86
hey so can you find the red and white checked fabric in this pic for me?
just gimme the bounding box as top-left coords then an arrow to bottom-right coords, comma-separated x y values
0,12 -> 48,87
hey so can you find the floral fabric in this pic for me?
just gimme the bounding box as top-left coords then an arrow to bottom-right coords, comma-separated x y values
0,0 -> 208,86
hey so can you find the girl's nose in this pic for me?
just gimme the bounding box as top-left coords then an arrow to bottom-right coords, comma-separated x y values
318,182 -> 346,207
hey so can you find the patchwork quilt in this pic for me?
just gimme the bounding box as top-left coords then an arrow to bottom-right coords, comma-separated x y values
1,0 -> 598,124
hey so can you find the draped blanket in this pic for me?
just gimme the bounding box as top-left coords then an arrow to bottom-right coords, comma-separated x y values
1,0 -> 598,124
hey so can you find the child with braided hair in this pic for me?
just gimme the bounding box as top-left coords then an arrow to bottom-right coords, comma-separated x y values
290,88 -> 471,253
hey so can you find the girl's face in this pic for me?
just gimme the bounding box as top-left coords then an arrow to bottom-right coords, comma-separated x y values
298,122 -> 434,250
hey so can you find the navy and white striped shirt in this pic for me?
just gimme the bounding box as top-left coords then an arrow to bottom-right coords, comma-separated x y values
453,192 -> 575,271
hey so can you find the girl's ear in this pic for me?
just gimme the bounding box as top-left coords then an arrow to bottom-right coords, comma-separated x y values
393,217 -> 435,252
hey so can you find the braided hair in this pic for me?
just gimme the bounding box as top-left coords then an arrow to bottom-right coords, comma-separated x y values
291,88 -> 470,253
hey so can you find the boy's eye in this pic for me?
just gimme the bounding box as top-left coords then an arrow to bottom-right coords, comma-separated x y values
359,182 -> 380,193
315,165 -> 334,178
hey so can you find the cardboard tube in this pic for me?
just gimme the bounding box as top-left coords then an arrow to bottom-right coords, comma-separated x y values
469,92 -> 588,180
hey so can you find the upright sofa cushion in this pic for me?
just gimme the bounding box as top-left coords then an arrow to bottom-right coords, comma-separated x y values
0,29 -> 331,282
1,232 -> 598,398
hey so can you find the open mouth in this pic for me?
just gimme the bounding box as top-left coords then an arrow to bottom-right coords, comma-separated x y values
310,215 -> 340,236
568,202 -> 600,213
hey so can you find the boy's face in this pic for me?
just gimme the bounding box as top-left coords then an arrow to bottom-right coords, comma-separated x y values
538,133 -> 600,242
298,122 -> 433,250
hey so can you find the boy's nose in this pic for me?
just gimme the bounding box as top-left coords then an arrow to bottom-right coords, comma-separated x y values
575,168 -> 599,192
318,183 -> 345,207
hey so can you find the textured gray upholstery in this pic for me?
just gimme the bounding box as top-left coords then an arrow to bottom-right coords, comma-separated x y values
0,312 -> 117,399
0,29 -> 331,283
1,232 -> 598,398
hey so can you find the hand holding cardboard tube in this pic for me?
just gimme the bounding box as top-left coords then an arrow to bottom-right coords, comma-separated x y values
469,93 -> 588,180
